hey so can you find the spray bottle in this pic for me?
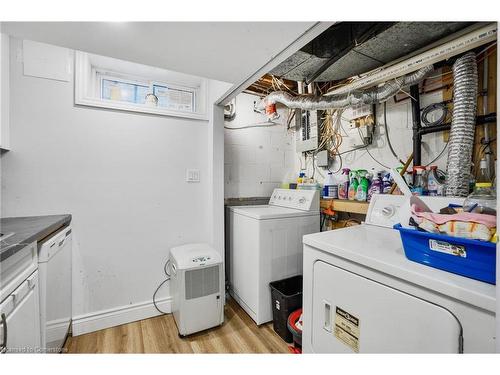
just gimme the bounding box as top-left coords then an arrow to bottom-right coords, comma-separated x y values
356,170 -> 370,201
368,171 -> 383,201
382,172 -> 392,194
348,170 -> 359,201
338,168 -> 350,200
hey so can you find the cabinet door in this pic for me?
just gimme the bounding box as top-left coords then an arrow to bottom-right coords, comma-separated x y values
42,232 -> 72,351
311,261 -> 462,353
0,272 -> 41,353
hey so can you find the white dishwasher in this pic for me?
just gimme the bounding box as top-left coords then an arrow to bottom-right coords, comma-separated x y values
1,242 -> 41,353
38,226 -> 72,353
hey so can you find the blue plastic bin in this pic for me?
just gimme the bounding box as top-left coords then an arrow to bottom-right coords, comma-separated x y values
394,224 -> 496,284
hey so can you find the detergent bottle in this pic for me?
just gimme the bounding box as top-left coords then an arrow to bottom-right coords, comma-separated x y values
297,172 -> 306,184
356,170 -> 369,201
367,171 -> 383,202
382,172 -> 392,194
338,168 -> 350,199
323,172 -> 337,198
411,166 -> 425,196
348,170 -> 358,201
426,165 -> 445,196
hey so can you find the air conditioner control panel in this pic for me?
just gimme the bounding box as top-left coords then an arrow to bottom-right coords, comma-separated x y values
192,255 -> 211,264
269,188 -> 319,211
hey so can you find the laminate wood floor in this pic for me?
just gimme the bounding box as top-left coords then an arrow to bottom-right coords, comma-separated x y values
64,298 -> 290,353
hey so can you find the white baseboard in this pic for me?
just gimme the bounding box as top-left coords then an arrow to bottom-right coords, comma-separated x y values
72,296 -> 172,336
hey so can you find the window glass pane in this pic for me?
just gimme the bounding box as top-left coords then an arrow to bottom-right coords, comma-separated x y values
102,79 -> 149,104
135,85 -> 149,104
153,85 -> 194,112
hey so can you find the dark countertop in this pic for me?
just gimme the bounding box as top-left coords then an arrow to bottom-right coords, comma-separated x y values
0,215 -> 72,262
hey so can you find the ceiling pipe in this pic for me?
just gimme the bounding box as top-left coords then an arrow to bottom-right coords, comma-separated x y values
256,65 -> 433,112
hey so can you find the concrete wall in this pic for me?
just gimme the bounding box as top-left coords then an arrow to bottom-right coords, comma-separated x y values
224,91 -> 448,197
224,93 -> 296,198
0,37 -> 229,334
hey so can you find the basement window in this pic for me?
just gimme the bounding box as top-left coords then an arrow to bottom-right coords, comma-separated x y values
100,76 -> 149,105
75,51 -> 207,120
153,85 -> 195,112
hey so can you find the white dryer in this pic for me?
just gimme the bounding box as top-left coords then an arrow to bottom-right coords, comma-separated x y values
302,194 -> 496,353
229,188 -> 320,325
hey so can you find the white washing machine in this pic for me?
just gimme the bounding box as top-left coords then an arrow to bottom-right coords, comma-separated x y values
229,188 -> 320,325
302,194 -> 496,353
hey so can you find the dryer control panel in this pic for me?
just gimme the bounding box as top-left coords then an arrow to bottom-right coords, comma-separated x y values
269,188 -> 319,211
365,194 -> 464,228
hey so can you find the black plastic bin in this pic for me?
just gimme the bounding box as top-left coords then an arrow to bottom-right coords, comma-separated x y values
269,275 -> 303,343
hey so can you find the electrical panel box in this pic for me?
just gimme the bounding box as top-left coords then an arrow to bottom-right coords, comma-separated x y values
295,109 -> 319,152
316,150 -> 329,167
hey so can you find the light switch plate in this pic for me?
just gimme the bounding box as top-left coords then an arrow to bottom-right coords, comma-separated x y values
186,169 -> 200,182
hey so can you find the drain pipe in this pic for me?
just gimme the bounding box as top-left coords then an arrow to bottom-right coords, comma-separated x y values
411,85 -> 422,169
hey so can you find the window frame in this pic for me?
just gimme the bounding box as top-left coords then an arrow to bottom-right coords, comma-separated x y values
75,51 -> 208,121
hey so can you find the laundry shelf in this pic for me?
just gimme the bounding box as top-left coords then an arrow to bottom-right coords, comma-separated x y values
320,199 -> 369,215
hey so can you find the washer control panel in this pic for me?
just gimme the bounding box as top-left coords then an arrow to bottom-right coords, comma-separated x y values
268,188 -> 319,211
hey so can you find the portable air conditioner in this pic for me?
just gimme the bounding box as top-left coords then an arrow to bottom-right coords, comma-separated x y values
170,243 -> 224,336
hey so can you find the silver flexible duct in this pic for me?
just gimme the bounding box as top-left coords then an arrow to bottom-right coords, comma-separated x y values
445,52 -> 478,197
256,65 -> 433,111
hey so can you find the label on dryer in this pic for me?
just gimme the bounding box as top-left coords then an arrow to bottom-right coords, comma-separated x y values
334,306 -> 360,353
429,239 -> 466,258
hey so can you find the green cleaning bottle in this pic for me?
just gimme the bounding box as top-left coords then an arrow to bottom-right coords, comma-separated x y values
356,170 -> 369,202
348,170 -> 359,200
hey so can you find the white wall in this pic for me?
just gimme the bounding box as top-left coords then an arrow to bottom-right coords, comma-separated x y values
0,37 -> 229,334
208,83 -> 232,263
0,32 -> 10,150
224,93 -> 296,198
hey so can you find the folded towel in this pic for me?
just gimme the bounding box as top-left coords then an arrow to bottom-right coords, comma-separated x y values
411,204 -> 496,228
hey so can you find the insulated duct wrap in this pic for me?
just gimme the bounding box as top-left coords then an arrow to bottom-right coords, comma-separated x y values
256,65 -> 433,111
445,52 -> 478,197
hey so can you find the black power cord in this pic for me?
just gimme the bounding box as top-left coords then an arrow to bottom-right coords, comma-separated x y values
153,259 -> 171,314
425,141 -> 449,167
383,102 -> 404,164
421,102 -> 448,127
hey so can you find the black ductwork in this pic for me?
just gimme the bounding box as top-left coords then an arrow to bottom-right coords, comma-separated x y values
271,22 -> 475,82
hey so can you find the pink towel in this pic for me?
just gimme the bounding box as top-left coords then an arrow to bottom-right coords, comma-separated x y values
411,204 -> 496,228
